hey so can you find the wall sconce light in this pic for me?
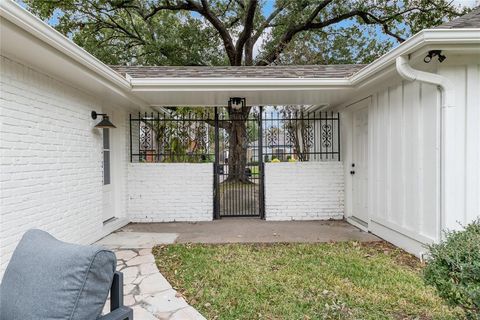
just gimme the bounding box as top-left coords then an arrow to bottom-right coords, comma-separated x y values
91,111 -> 116,129
228,97 -> 246,111
424,50 -> 446,63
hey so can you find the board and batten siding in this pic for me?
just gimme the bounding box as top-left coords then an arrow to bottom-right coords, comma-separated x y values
343,56 -> 480,256
367,80 -> 440,255
437,58 -> 480,229
342,79 -> 440,256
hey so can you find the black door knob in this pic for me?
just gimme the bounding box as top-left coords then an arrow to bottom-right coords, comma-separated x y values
350,170 -> 355,175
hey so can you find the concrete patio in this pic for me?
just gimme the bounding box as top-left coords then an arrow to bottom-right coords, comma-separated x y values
117,219 -> 379,244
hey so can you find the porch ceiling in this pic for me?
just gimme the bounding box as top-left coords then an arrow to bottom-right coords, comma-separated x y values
128,82 -> 357,107
111,65 -> 364,107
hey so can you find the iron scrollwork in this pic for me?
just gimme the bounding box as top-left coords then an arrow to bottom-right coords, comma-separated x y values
140,124 -> 153,150
321,123 -> 333,148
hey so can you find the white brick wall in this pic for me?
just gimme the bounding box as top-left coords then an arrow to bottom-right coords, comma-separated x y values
0,56 -> 129,276
264,162 -> 344,220
127,163 -> 213,222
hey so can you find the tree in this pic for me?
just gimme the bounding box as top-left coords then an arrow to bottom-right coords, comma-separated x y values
25,0 -> 469,181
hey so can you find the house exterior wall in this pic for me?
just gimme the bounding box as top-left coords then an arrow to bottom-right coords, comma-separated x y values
264,162 -> 344,220
0,56 -> 130,276
437,56 -> 480,229
342,55 -> 480,257
127,163 -> 213,222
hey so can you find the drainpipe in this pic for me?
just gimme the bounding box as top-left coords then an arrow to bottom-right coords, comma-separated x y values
395,55 -> 457,243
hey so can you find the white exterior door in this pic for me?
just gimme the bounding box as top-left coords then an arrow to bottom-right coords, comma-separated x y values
352,107 -> 369,224
102,128 -> 115,221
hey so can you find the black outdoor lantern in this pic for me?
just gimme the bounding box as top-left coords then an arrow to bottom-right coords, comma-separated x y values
91,111 -> 116,129
228,97 -> 246,111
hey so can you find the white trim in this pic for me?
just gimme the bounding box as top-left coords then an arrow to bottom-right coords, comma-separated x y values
369,220 -> 429,257
371,217 -> 436,244
130,78 -> 351,91
346,217 -> 368,232
99,218 -> 130,243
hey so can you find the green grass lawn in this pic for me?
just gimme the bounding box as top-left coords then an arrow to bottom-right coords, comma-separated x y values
153,242 -> 464,320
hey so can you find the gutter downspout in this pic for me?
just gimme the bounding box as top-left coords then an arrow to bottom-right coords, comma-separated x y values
396,55 -> 457,242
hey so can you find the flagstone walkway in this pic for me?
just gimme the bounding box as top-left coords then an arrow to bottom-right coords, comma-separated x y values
98,233 -> 205,320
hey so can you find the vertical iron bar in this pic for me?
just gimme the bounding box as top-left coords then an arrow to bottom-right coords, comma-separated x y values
337,112 -> 341,161
214,107 -> 220,219
313,110 -> 317,161
138,112 -> 141,162
129,114 -> 133,162
320,112 -> 323,160
258,106 -> 264,219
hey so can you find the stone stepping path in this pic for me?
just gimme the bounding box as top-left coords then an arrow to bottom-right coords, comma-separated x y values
99,237 -> 205,319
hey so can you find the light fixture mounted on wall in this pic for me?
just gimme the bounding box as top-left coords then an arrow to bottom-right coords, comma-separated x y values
228,97 -> 246,111
91,111 -> 116,129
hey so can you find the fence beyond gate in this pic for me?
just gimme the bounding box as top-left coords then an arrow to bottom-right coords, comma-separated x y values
129,107 -> 340,219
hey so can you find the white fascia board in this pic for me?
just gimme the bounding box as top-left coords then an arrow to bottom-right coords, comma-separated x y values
130,77 -> 351,91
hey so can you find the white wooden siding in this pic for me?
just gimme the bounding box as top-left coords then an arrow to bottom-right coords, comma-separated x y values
343,56 -> 480,256
438,58 -> 480,227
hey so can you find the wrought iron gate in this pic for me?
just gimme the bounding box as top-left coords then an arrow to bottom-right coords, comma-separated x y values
129,108 -> 340,220
213,107 -> 264,219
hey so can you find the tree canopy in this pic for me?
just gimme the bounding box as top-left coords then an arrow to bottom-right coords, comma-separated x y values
24,0 -> 469,66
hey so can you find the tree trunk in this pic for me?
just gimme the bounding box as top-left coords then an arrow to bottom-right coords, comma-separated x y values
225,108 -> 249,183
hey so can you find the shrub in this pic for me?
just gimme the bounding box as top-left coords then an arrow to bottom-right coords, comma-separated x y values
423,219 -> 480,319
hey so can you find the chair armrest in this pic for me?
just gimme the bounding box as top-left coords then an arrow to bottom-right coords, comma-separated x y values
98,306 -> 133,320
101,271 -> 133,320
111,271 -> 124,311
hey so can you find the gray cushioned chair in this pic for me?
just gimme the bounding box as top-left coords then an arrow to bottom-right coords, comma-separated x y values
0,229 -> 133,320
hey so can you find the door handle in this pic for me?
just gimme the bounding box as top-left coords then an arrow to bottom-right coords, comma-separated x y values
350,170 -> 355,175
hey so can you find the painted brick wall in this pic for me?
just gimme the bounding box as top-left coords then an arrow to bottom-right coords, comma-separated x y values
0,56 -> 128,276
264,162 -> 344,220
127,163 -> 213,222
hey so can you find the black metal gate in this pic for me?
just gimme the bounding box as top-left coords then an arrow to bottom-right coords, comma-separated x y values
129,108 -> 340,220
213,106 -> 264,219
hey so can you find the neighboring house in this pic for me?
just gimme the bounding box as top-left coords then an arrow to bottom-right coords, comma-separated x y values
1,0 -> 479,276
250,131 -> 296,162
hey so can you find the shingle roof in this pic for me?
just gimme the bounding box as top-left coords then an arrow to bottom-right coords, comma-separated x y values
109,64 -> 367,79
436,6 -> 480,29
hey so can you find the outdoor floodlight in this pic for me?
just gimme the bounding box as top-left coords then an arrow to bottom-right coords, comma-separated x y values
228,97 -> 246,110
91,111 -> 116,129
424,50 -> 446,63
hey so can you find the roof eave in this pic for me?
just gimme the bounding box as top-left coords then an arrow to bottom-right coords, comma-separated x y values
130,77 -> 352,91
0,0 -> 148,109
350,28 -> 480,86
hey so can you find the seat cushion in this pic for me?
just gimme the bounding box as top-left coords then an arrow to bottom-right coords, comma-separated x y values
0,229 -> 116,320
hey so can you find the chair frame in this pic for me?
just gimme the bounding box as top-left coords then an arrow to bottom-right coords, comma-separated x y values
99,271 -> 133,320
